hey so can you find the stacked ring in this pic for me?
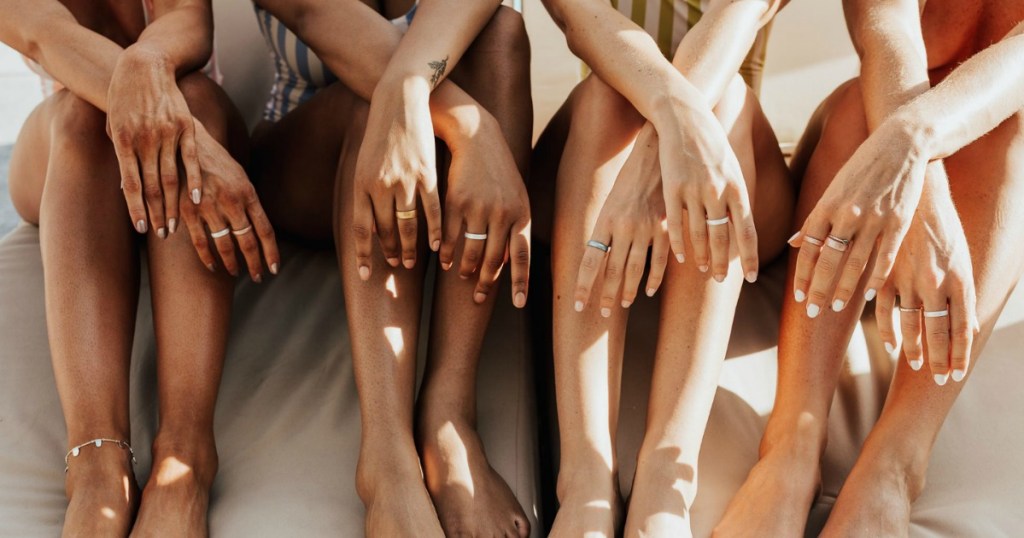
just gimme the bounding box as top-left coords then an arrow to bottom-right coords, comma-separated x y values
899,306 -> 922,313
586,240 -> 610,253
707,216 -> 730,226
396,209 -> 417,220
802,235 -> 824,247
232,225 -> 252,236
211,228 -> 231,239
825,234 -> 850,252
924,309 -> 950,318
465,232 -> 488,241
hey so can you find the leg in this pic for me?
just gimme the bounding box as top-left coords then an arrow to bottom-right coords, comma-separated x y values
546,74 -> 645,538
625,76 -> 792,537
715,79 -> 869,538
9,92 -> 141,537
129,73 -> 246,538
821,111 -> 1024,537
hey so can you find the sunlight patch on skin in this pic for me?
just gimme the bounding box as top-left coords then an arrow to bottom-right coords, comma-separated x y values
101,506 -> 116,519
437,421 -> 474,496
384,326 -> 405,356
123,476 -> 131,502
154,457 -> 193,486
385,274 -> 398,298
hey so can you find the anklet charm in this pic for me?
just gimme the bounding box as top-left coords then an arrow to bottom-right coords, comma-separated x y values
64,438 -> 137,473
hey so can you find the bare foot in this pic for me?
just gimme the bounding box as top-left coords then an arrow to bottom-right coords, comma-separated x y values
714,435 -> 822,538
624,447 -> 696,538
130,438 -> 217,538
357,447 -> 445,538
63,442 -> 140,538
819,451 -> 922,538
549,465 -> 622,538
418,413 -> 530,537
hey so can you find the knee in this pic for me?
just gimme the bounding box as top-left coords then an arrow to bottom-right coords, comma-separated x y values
51,91 -> 107,140
476,6 -> 530,62
818,78 -> 868,142
177,72 -> 242,147
570,75 -> 642,138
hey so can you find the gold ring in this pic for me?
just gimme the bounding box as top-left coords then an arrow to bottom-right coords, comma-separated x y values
396,209 -> 417,220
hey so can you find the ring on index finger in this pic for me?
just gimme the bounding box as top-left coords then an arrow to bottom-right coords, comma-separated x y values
465,231 -> 488,241
586,240 -> 610,253
232,225 -> 252,236
396,209 -> 417,220
706,216 -> 730,226
211,228 -> 231,239
802,235 -> 825,247
825,234 -> 850,252
924,309 -> 950,318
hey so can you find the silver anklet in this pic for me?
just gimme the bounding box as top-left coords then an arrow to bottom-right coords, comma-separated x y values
64,438 -> 137,473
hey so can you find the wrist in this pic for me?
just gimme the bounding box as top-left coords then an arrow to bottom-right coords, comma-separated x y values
888,108 -> 938,164
120,44 -> 173,75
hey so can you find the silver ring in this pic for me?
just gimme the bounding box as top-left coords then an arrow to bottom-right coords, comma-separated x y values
899,306 -> 922,313
586,240 -> 610,253
706,216 -> 730,226
803,235 -> 824,247
923,309 -> 950,318
210,228 -> 231,239
231,225 -> 252,236
825,234 -> 850,252
464,232 -> 488,241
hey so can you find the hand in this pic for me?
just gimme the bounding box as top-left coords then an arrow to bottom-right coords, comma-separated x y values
441,116 -> 531,308
792,117 -> 929,317
179,121 -> 280,281
655,103 -> 757,282
107,46 -> 201,238
574,124 -> 670,317
873,168 -> 979,385
352,79 -> 443,278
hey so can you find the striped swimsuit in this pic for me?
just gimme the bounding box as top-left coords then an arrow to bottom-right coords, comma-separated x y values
253,3 -> 418,122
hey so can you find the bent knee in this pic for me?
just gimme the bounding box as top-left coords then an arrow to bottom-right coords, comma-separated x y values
178,72 -> 247,156
570,75 -> 643,138
475,6 -> 530,59
50,91 -> 108,139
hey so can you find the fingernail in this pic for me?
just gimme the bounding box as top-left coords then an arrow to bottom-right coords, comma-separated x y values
168,218 -> 177,234
864,288 -> 876,301
403,259 -> 415,269
832,299 -> 845,312
910,358 -> 923,371
745,271 -> 757,283
952,369 -> 966,382
574,301 -> 584,312
191,189 -> 201,204
474,292 -> 487,303
600,307 -> 611,318
646,288 -> 656,297
621,300 -> 630,308
136,220 -> 147,234
157,227 -> 167,239
934,373 -> 948,386
699,265 -> 709,273
884,342 -> 895,355
442,261 -> 453,271
270,262 -> 279,275
794,289 -> 806,303
387,257 -> 400,267
514,292 -> 526,308
807,304 -> 820,318
713,273 -> 724,283
787,231 -> 801,246
675,253 -> 685,263
432,240 -> 440,251
358,266 -> 370,280
207,263 -> 216,272
254,273 -> 262,283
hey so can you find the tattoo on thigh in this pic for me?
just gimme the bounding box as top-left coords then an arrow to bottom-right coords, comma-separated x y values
428,56 -> 449,88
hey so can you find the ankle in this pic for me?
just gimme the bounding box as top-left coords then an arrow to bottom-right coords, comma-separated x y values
760,413 -> 829,459
858,436 -> 929,500
149,433 -> 218,487
556,454 -> 619,504
355,439 -> 424,504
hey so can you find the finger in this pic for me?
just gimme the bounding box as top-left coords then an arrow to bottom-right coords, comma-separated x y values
353,193 -> 376,280
830,234 -> 875,312
459,214 -> 488,279
246,192 -> 280,276
508,218 -> 531,309
804,226 -> 852,319
899,297 -> 924,371
159,139 -> 179,237
687,199 -> 710,273
663,188 -> 687,264
574,226 -> 611,313
139,144 -> 166,237
793,216 -> 830,306
620,239 -> 649,308
645,225 -> 669,297
203,208 -> 239,277
180,119 -> 203,206
875,282 -> 899,356
922,297 -> 951,384
439,203 -> 463,271
705,205 -> 731,282
221,188 -> 264,282
419,182 -> 443,253
395,200 -> 419,270
948,284 -> 974,383
474,221 -> 509,305
728,193 -> 759,283
863,229 -> 902,302
598,234 -> 630,318
180,195 -> 217,272
115,145 -> 149,234
372,196 -> 401,266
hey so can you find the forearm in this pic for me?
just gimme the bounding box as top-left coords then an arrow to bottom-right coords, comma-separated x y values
135,0 -> 214,76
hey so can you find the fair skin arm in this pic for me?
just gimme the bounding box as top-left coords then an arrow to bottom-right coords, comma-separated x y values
554,0 -> 782,311
256,0 -> 531,306
0,0 -> 279,280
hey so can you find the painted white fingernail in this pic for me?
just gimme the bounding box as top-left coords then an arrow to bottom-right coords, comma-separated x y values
909,358 -> 923,371
676,253 -> 685,264
431,240 -> 440,251
934,373 -> 948,386
358,266 -> 370,280
884,342 -> 895,355
621,300 -> 630,308
699,265 -> 709,273
206,263 -> 216,272
832,299 -> 845,312
136,220 -> 147,234
807,304 -> 820,318
952,369 -> 966,382
157,227 -> 167,239
864,288 -> 877,301
270,262 -> 279,275
600,307 -> 611,318
168,218 -> 177,234
474,292 -> 487,303
574,301 -> 584,313
787,231 -> 801,246
794,289 -> 806,303
191,189 -> 201,204
713,273 -> 725,283
515,292 -> 526,308
745,271 -> 758,283
254,273 -> 263,283
646,288 -> 656,297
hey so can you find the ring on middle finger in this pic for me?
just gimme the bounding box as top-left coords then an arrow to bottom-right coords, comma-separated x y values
923,309 -> 950,318
231,225 -> 253,236
396,209 -> 417,220
802,235 -> 825,247
586,239 -> 610,253
825,234 -> 850,252
211,228 -> 231,239
899,305 -> 922,313
706,216 -> 731,226
465,231 -> 488,241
